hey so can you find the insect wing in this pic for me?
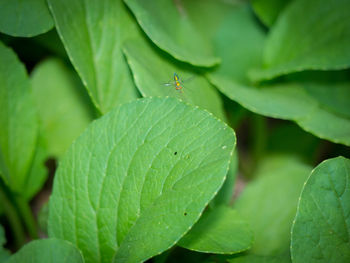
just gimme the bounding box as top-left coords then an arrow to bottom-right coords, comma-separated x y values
181,75 -> 195,83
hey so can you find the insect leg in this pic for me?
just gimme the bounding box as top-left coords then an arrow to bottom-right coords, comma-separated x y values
163,80 -> 176,87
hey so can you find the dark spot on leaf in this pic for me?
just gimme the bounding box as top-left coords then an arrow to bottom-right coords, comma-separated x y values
184,212 -> 187,216
174,152 -> 177,155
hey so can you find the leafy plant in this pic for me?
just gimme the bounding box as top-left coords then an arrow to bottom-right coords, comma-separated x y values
0,0 -> 349,262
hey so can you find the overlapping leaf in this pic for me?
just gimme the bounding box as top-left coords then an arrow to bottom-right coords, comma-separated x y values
178,206 -> 253,254
234,155 -> 311,256
303,83 -> 350,118
251,0 -> 291,27
252,0 -> 350,80
0,0 -> 53,37
47,0 -> 139,113
206,3 -> 350,146
7,238 -> 84,263
31,58 -> 95,158
123,0 -> 220,67
49,97 -> 235,263
0,41 -> 46,198
291,156 -> 350,263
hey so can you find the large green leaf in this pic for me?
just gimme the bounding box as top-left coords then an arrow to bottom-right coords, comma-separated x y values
0,41 -> 42,197
251,0 -> 291,26
123,37 -> 225,120
31,58 -> 95,158
207,4 -> 350,146
211,78 -> 350,146
0,0 -> 53,37
178,206 -> 252,254
211,78 -> 316,120
7,238 -> 84,263
48,97 -> 236,263
291,156 -> 350,263
234,155 -> 311,256
252,0 -> 350,81
123,0 -> 219,67
47,0 -> 139,114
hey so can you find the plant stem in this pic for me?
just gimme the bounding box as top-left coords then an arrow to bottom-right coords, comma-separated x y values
0,182 -> 25,248
14,196 -> 38,239
229,106 -> 248,129
251,114 -> 267,170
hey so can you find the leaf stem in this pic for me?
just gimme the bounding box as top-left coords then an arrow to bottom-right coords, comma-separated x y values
251,114 -> 267,170
14,196 -> 38,239
0,181 -> 26,248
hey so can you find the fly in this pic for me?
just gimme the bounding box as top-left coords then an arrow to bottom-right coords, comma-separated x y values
164,73 -> 184,93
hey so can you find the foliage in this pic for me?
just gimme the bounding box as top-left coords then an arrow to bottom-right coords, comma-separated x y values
291,157 -> 350,263
0,0 -> 349,262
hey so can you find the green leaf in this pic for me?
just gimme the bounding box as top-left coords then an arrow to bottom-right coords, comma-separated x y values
251,0 -> 291,27
181,0 -> 236,39
291,156 -> 350,263
206,4 -> 350,146
0,0 -> 53,37
0,45 -> 48,201
211,79 -> 316,120
7,238 -> 84,263
0,41 -> 40,196
296,102 -> 350,146
47,0 -> 139,113
48,97 -> 236,263
234,155 -> 311,255
178,206 -> 253,254
211,79 -> 350,147
123,37 -> 225,120
252,0 -> 350,81
0,224 -> 10,262
123,0 -> 220,67
30,58 -> 95,158
304,83 -> 350,118
208,4 -> 266,84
